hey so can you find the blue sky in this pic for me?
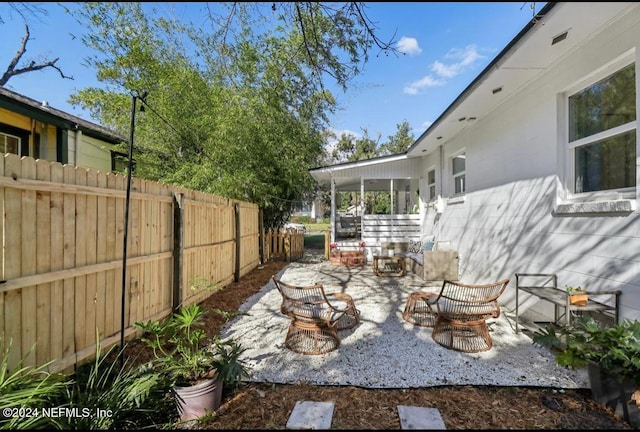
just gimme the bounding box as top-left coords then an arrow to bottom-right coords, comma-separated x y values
1,2 -> 544,144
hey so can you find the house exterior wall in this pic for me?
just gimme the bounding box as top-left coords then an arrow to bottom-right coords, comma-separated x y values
420,7 -> 640,321
0,107 -> 117,171
76,133 -> 115,171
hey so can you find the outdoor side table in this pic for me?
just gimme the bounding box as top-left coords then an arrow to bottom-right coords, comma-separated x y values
373,255 -> 406,277
403,291 -> 438,327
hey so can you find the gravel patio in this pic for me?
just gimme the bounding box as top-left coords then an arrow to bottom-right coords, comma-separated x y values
220,251 -> 589,389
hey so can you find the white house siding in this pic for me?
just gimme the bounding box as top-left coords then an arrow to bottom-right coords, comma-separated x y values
420,7 -> 640,322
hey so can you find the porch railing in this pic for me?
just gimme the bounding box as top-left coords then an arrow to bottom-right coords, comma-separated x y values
361,214 -> 421,245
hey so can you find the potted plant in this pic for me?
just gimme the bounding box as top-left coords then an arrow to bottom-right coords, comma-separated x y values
135,303 -> 249,422
385,243 -> 396,257
532,316 -> 640,427
566,284 -> 589,306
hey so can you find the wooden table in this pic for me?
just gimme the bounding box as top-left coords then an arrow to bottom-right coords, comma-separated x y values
373,255 -> 406,277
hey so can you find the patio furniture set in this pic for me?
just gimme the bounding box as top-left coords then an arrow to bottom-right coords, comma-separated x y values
272,274 -> 510,355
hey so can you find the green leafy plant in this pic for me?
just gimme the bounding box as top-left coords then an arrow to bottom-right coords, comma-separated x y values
0,341 -> 68,430
135,303 -> 249,387
212,308 -> 249,324
532,316 -> 640,386
565,285 -> 586,293
61,340 -> 174,430
385,243 -> 395,250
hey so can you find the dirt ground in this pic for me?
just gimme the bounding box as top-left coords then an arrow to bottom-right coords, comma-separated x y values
124,254 -> 633,430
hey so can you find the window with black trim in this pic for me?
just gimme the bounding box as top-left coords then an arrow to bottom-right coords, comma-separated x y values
0,123 -> 30,156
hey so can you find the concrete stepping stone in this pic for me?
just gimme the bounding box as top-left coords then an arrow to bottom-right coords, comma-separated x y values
398,405 -> 446,429
286,401 -> 335,429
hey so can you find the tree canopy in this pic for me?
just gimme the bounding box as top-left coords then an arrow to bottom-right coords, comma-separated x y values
58,2 -> 408,227
1,2 -> 416,227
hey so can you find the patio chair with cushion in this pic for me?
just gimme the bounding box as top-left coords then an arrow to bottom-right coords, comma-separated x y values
271,276 -> 360,355
404,279 -> 509,353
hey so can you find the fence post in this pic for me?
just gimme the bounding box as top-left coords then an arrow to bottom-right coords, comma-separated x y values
234,202 -> 241,282
284,230 -> 291,262
258,208 -> 264,264
172,193 -> 184,311
324,230 -> 330,259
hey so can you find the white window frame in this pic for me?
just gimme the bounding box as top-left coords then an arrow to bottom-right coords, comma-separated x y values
427,168 -> 436,202
557,51 -> 638,213
451,151 -> 466,197
1,132 -> 21,156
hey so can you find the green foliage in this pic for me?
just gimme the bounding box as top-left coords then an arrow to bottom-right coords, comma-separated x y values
0,342 -> 68,430
565,285 -> 585,293
291,215 -> 312,224
135,304 -> 250,387
0,339 -> 173,430
63,2 -> 400,229
61,342 -> 174,430
532,316 -> 640,385
212,308 -> 249,324
379,120 -> 415,155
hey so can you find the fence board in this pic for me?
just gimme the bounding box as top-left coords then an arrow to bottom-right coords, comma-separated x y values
96,171 -> 108,342
105,173 -> 117,337
62,164 -> 76,358
21,157 -> 37,368
49,162 -> 64,363
74,167 -> 88,352
4,154 -> 23,369
35,160 -> 51,366
85,169 -> 98,347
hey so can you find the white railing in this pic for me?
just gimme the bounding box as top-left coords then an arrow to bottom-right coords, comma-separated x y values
361,214 -> 422,245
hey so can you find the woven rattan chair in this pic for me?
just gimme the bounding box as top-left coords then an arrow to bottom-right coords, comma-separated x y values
418,279 -> 509,353
271,276 -> 360,355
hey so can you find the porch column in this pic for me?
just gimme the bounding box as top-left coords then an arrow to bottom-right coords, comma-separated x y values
390,179 -> 395,215
360,177 -> 365,238
330,177 -> 336,243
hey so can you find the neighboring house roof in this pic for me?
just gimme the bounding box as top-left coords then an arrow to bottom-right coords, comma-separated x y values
0,86 -> 126,144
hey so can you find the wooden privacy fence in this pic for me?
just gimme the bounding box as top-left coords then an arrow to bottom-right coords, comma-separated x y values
263,227 -> 305,262
0,154 -> 260,373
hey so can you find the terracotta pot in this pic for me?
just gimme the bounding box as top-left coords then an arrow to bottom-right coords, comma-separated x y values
569,292 -> 589,306
174,376 -> 223,421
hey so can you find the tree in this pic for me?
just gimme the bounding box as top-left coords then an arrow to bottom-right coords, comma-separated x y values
331,129 -> 380,163
379,120 -> 415,155
0,3 -> 73,86
62,2 -> 400,228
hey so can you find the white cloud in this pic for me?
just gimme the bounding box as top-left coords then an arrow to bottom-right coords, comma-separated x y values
396,36 -> 422,56
403,75 -> 445,95
405,45 -> 486,95
432,45 -> 485,78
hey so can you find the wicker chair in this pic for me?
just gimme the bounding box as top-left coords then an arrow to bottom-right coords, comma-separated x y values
410,279 -> 509,353
271,276 -> 360,355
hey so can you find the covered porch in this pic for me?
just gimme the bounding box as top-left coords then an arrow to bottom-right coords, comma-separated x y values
310,154 -> 427,260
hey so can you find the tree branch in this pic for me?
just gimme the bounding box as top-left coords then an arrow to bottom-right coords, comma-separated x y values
0,24 -> 74,86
